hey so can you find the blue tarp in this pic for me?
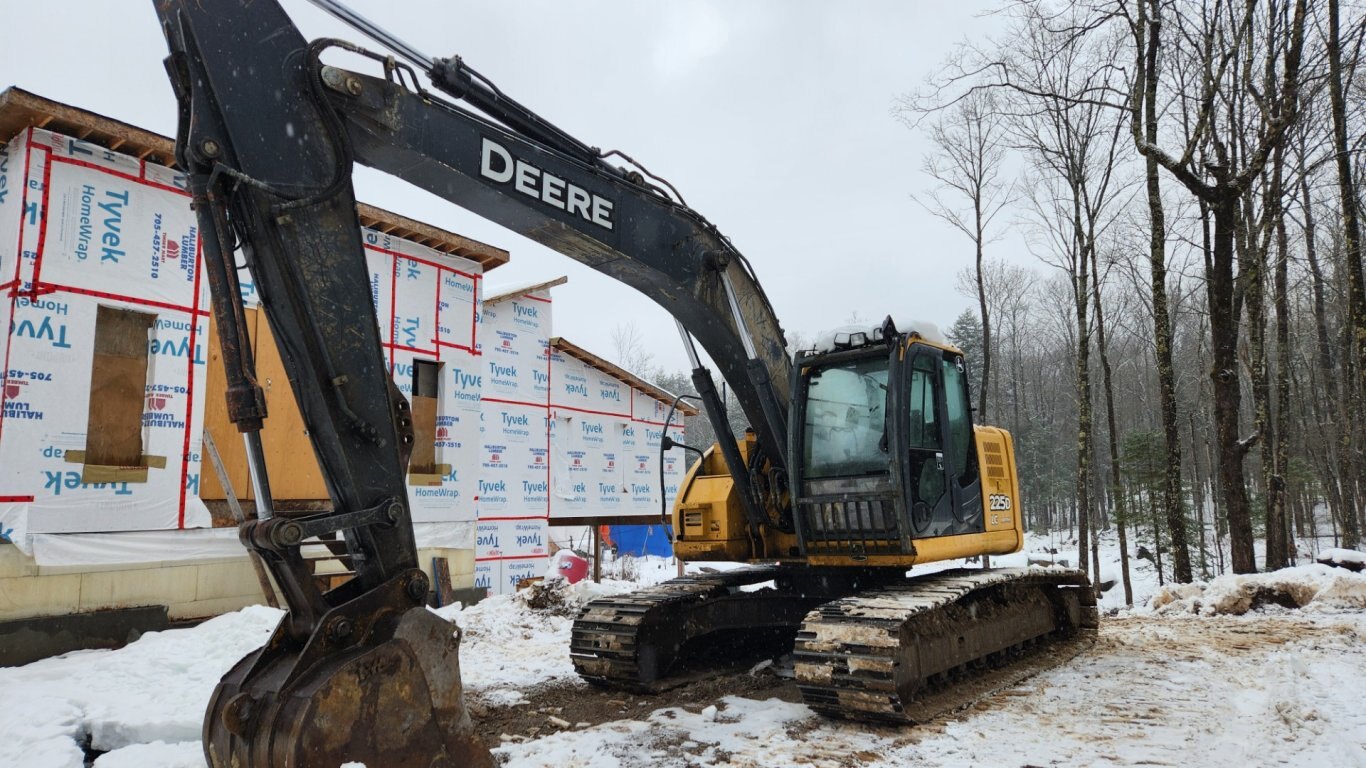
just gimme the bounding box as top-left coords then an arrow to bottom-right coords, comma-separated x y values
607,524 -> 673,557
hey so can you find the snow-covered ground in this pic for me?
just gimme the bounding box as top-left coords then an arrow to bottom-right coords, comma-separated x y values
2,535 -> 1363,768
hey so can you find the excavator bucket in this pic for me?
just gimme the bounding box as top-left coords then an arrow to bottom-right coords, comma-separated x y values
204,604 -> 491,768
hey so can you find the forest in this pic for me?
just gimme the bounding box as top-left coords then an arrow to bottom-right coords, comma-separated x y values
626,0 -> 1365,601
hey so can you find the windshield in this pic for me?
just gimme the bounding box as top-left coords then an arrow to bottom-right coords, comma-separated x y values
801,355 -> 890,479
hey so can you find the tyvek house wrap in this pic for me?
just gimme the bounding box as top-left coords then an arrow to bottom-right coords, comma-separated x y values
0,127 -> 211,550
477,291 -> 553,594
474,289 -> 690,596
362,227 -> 483,526
234,221 -> 486,530
549,351 -> 686,519
228,223 -> 485,529
0,124 -> 489,557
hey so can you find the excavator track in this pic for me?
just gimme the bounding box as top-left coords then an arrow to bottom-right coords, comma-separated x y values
571,565 -> 828,691
794,567 -> 1097,723
572,565 -> 1096,715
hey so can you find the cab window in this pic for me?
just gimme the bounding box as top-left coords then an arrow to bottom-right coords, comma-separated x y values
907,355 -> 939,450
802,356 -> 890,479
941,356 -> 973,479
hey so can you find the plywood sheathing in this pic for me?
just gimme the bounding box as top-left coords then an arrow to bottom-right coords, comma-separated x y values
0,87 -> 509,271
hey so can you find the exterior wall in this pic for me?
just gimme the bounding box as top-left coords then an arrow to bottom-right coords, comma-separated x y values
0,123 -> 489,623
0,121 -> 688,619
548,351 -> 686,521
0,127 -> 210,545
475,290 -> 554,594
199,227 -> 486,529
363,229 -> 483,524
473,293 -> 688,596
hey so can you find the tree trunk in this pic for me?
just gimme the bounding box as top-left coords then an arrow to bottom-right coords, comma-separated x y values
1150,487 -> 1164,586
1189,413 -> 1211,578
975,215 -> 992,422
1268,162 -> 1292,569
1301,170 -> 1357,554
1074,243 -> 1093,579
1326,0 -> 1364,549
1251,145 -> 1288,570
1208,193 -> 1257,573
1092,247 -> 1132,604
1134,1 -> 1192,582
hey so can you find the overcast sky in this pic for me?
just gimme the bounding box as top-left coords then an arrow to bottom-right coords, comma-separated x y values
1,0 -> 1008,375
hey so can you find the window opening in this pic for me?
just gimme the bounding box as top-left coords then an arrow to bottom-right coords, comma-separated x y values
82,306 -> 158,481
408,359 -> 442,479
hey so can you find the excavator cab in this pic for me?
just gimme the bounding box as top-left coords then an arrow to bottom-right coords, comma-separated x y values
789,325 -> 984,562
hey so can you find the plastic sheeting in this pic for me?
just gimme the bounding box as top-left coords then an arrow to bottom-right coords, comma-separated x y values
605,524 -> 673,558
27,521 -> 473,569
30,528 -> 243,568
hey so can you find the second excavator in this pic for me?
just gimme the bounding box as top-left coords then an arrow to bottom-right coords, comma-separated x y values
154,1 -> 1096,765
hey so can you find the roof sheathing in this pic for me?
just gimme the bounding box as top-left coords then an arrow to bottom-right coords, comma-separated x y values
550,337 -> 699,417
0,86 -> 509,271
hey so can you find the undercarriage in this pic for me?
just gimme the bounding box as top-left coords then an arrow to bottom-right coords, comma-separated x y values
572,566 -> 1097,722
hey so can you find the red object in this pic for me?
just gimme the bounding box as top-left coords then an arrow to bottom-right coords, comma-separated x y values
557,551 -> 589,584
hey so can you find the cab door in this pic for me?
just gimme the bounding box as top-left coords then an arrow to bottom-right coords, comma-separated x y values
939,352 -> 983,534
901,344 -> 983,538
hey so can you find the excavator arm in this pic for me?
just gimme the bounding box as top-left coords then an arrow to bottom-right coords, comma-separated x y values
152,0 -> 795,765
161,0 -> 796,532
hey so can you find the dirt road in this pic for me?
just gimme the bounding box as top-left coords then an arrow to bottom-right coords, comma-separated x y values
483,610 -> 1366,767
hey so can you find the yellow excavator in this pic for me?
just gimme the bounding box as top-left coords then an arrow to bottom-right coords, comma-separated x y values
152,0 -> 1095,764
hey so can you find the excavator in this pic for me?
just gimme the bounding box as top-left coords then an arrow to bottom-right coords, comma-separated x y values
151,1 -> 1096,765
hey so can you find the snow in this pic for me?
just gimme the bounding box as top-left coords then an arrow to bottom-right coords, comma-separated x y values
0,605 -> 281,767
1148,563 -> 1366,615
435,578 -> 637,695
498,610 -> 1366,768
495,696 -> 847,768
1320,547 -> 1366,567
92,742 -> 204,768
811,317 -> 948,353
3,540 -> 1364,767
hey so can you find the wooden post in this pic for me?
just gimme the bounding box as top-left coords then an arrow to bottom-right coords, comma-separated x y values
592,525 -> 602,583
431,557 -> 454,608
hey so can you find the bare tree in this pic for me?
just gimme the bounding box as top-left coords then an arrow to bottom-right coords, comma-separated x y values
611,323 -> 660,381
1010,16 -> 1131,584
958,260 -> 1039,433
1325,0 -> 1364,548
899,90 -> 1014,421
891,0 -> 1365,573
1122,0 -> 1308,573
